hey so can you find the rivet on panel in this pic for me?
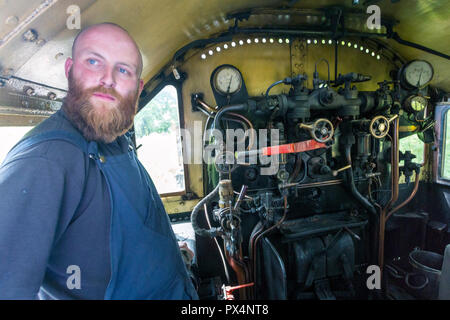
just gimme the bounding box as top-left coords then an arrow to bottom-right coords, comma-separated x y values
24,86 -> 35,96
5,16 -> 19,25
22,29 -> 38,42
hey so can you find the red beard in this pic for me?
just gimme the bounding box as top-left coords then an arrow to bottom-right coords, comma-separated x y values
62,70 -> 139,143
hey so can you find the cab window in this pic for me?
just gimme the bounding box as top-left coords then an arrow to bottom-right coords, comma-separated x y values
399,133 -> 425,165
133,85 -> 185,194
441,109 -> 450,180
0,126 -> 34,164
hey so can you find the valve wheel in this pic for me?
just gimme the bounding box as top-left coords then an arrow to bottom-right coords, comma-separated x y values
311,118 -> 334,143
370,115 -> 389,139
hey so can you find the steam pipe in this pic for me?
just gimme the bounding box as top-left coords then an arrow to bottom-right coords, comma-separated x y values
191,183 -> 221,237
251,196 -> 288,299
344,144 -> 377,216
204,203 -> 231,283
214,103 -> 248,134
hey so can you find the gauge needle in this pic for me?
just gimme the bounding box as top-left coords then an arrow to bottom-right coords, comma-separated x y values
226,76 -> 233,94
417,69 -> 423,87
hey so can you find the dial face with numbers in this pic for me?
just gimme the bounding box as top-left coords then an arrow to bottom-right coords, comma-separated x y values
403,60 -> 434,88
212,65 -> 242,95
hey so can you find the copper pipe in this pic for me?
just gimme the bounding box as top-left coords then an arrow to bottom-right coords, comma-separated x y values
379,116 -> 399,276
386,170 -> 420,220
224,244 -> 248,300
227,112 -> 256,151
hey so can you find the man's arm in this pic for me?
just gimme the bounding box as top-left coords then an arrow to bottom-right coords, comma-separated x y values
0,157 -> 67,299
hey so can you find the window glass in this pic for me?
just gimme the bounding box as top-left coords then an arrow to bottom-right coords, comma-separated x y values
441,110 -> 450,179
399,133 -> 424,165
134,85 -> 185,194
0,126 -> 34,164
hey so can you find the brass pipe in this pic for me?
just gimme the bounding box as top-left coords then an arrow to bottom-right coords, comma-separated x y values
378,116 -> 399,277
197,99 -> 217,114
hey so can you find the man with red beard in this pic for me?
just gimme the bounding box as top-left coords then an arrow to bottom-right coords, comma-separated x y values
0,23 -> 198,300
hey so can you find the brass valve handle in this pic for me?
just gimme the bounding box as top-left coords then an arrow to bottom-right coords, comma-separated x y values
299,118 -> 334,143
369,115 -> 390,139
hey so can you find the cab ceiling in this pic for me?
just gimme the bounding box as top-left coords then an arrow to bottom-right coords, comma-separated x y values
0,0 -> 449,91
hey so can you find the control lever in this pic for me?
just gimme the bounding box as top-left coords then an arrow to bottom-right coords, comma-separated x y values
235,139 -> 327,161
332,164 -> 352,177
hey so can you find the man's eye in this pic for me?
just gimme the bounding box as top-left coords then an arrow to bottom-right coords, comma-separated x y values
118,67 -> 128,74
88,59 -> 97,65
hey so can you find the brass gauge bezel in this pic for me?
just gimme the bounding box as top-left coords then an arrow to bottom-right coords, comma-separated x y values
211,64 -> 243,96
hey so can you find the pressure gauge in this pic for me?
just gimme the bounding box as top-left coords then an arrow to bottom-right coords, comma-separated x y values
399,60 -> 434,89
405,95 -> 428,113
211,65 -> 243,95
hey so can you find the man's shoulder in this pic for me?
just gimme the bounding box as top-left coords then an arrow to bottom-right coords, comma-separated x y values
3,110 -> 87,169
24,109 -> 81,140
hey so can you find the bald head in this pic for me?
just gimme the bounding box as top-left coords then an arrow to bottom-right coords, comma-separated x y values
71,22 -> 143,77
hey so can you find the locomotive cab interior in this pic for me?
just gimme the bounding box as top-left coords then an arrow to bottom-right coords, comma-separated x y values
0,0 -> 449,300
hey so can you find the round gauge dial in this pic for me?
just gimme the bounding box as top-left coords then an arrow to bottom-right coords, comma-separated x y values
212,65 -> 242,95
408,95 -> 428,112
402,60 -> 434,88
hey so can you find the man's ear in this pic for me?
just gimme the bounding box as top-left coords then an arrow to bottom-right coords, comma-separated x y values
138,79 -> 144,95
64,58 -> 73,79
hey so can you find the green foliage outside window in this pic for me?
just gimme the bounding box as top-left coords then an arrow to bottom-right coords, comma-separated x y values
134,85 -> 179,138
399,133 -> 425,165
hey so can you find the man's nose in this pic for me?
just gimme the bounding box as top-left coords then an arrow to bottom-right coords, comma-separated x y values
99,67 -> 116,88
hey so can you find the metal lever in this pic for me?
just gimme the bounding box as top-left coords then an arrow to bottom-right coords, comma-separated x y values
332,164 -> 351,177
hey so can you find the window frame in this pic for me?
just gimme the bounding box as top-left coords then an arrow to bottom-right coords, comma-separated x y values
134,73 -> 191,198
434,103 -> 450,186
